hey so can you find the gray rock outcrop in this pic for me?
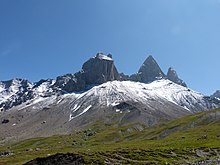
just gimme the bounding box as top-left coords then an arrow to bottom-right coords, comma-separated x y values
80,53 -> 119,84
211,90 -> 220,99
53,53 -> 120,92
131,55 -> 165,83
167,67 -> 187,87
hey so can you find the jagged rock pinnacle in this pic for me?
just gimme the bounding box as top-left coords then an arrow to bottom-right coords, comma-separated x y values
167,67 -> 187,87
81,52 -> 119,84
54,52 -> 119,92
136,55 -> 165,83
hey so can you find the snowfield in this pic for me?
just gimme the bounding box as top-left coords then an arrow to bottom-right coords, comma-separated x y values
68,79 -> 219,120
0,79 -> 219,121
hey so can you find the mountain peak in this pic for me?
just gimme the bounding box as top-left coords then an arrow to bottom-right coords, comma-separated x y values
142,55 -> 157,66
94,52 -> 113,61
53,52 -> 120,93
137,55 -> 165,83
211,90 -> 220,99
167,67 -> 187,87
145,55 -> 155,61
82,52 -> 119,84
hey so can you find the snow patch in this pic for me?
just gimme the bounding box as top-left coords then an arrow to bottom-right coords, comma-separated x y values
69,105 -> 92,121
57,99 -> 63,104
183,106 -> 190,111
72,104 -> 81,112
112,102 -> 120,106
116,109 -> 120,112
67,79 -> 212,114
95,54 -> 112,61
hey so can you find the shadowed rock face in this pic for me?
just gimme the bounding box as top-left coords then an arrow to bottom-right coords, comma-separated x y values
53,53 -> 120,92
80,53 -> 119,85
131,55 -> 165,83
0,53 -> 193,112
167,67 -> 187,87
211,90 -> 220,99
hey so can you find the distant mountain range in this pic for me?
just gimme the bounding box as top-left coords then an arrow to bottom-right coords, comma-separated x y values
0,53 -> 220,142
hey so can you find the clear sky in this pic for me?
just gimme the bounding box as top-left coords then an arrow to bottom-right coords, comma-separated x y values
0,0 -> 220,95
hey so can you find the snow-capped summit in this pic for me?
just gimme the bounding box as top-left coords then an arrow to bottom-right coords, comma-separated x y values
94,52 -> 113,61
0,52 -> 219,113
69,79 -> 219,122
0,79 -> 33,111
0,53 -> 220,141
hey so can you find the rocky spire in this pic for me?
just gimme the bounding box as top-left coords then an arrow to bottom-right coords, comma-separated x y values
53,52 -> 120,92
81,52 -> 119,85
167,67 -> 187,87
136,55 -> 165,83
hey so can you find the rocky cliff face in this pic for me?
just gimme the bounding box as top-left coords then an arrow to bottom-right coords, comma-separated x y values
130,55 -> 165,83
53,53 -> 120,92
0,53 -> 200,111
80,53 -> 119,85
167,67 -> 187,87
211,90 -> 220,99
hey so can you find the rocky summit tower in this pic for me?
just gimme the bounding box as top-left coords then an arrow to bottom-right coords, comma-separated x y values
167,67 -> 187,87
136,55 -> 165,83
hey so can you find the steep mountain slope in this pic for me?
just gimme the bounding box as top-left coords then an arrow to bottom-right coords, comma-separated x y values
0,79 -> 219,142
0,53 -> 215,112
2,108 -> 220,165
69,79 -> 218,119
0,53 -> 220,143
0,53 -> 120,111
0,79 -> 33,111
0,79 -> 57,112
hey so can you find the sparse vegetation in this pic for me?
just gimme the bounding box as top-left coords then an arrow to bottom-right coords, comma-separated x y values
1,108 -> 220,164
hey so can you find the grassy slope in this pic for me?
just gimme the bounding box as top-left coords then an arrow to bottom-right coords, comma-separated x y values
1,108 -> 220,164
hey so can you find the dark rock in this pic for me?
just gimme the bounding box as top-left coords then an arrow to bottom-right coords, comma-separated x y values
41,121 -> 46,124
197,135 -> 208,140
81,52 -> 119,84
115,102 -> 132,109
167,67 -> 187,87
53,74 -> 79,93
131,55 -> 165,83
0,151 -> 13,157
2,119 -> 9,124
24,153 -> 84,165
211,90 -> 220,99
53,52 -> 120,92
33,79 -> 53,88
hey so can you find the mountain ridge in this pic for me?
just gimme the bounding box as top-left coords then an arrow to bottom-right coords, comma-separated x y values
0,52 -> 189,111
0,79 -> 219,142
0,52 -> 220,145
0,52 -> 218,112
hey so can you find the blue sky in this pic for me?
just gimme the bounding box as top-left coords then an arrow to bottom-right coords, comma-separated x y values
0,0 -> 220,95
